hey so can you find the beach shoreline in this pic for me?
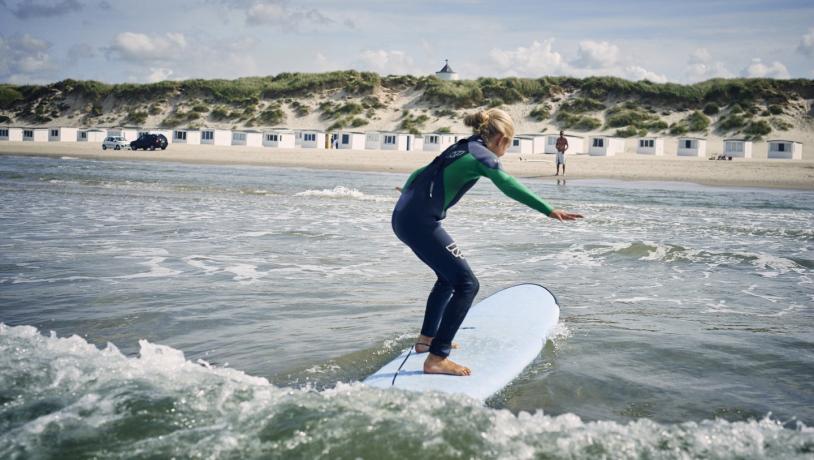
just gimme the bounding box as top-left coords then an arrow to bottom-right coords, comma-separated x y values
2,142 -> 813,190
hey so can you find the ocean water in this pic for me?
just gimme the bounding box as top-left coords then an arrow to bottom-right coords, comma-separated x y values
0,154 -> 812,459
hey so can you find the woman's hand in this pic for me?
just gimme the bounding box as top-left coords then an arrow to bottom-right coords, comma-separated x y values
549,209 -> 583,222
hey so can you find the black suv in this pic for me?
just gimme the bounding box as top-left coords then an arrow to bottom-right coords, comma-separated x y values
130,133 -> 168,151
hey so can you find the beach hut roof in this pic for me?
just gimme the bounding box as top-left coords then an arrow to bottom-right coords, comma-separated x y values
767,139 -> 800,144
542,132 -> 584,138
677,136 -> 706,141
723,138 -> 750,142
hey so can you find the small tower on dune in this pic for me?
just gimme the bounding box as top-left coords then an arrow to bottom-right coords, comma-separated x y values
435,59 -> 459,81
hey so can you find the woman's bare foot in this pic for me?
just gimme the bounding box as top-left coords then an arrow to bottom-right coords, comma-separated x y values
414,335 -> 459,353
423,353 -> 471,376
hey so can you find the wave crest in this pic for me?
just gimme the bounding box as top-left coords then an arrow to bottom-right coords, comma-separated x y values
295,186 -> 391,202
1,324 -> 812,459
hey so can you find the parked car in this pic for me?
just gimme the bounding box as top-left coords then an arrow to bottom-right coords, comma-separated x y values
130,133 -> 168,151
102,136 -> 129,150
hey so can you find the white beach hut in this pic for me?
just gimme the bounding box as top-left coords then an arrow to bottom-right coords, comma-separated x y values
589,136 -> 624,156
422,133 -> 457,152
48,127 -> 77,142
508,136 -> 534,155
767,139 -> 803,160
23,128 -> 48,142
526,134 -> 548,154
412,135 -> 424,151
676,137 -> 707,157
636,137 -> 664,155
173,129 -> 202,145
232,130 -> 263,147
200,128 -> 231,146
0,127 -> 23,141
544,133 -> 585,155
263,130 -> 296,148
723,139 -> 752,159
335,132 -> 366,150
77,128 -> 106,142
365,132 -> 382,150
297,130 -> 326,149
107,127 -> 139,141
380,132 -> 419,151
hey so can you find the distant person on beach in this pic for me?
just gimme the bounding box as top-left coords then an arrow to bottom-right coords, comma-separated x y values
555,131 -> 568,176
392,108 -> 583,376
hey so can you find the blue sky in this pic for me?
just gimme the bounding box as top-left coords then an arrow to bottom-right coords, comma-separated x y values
1,0 -> 813,85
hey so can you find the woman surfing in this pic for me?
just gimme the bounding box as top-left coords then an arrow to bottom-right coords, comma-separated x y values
392,108 -> 583,376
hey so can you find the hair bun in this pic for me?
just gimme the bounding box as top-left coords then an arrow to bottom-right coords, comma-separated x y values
463,108 -> 515,143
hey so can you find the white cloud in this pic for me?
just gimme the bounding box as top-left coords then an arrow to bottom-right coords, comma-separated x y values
622,65 -> 668,83
358,49 -> 418,75
741,58 -> 790,79
573,40 -> 619,68
108,32 -> 188,62
487,39 -> 659,82
689,48 -> 712,65
798,28 -> 814,57
0,33 -> 56,82
488,40 -> 566,76
240,0 -> 333,30
685,48 -> 732,82
103,30 -> 264,82
146,67 -> 173,83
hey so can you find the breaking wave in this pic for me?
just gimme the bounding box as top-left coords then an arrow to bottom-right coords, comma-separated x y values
1,324 -> 812,460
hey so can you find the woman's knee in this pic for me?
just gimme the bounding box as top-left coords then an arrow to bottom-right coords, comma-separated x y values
455,274 -> 479,298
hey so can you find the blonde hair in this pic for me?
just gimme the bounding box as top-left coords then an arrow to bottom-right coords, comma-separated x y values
463,108 -> 515,142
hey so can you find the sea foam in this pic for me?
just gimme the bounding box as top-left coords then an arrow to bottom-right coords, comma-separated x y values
1,324 -> 812,460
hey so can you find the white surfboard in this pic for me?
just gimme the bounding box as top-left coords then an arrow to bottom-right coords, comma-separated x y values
364,283 -> 560,401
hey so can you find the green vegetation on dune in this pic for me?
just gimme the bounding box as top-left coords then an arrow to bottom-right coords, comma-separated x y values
560,97 -> 605,113
743,120 -> 772,138
399,110 -> 430,135
0,73 -> 811,139
0,86 -> 24,109
556,111 -> 601,131
528,104 -> 551,121
604,103 -> 663,132
669,111 -> 710,135
259,104 -> 285,126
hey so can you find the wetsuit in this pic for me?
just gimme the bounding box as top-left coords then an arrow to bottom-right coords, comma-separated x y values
391,135 -> 554,358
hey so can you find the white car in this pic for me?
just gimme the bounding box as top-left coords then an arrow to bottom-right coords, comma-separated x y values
102,136 -> 129,150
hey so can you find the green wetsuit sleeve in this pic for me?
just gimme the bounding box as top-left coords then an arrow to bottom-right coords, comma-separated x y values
478,163 -> 554,215
403,166 -> 426,189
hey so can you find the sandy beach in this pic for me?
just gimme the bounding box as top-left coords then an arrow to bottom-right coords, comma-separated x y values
1,141 -> 813,190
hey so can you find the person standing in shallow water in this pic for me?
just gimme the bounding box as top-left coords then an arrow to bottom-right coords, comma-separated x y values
391,108 -> 583,376
555,130 -> 568,176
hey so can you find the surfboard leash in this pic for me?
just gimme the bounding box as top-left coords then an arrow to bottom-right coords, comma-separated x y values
391,342 -> 427,385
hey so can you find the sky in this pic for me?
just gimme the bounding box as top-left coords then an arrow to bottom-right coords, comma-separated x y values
1,0 -> 813,85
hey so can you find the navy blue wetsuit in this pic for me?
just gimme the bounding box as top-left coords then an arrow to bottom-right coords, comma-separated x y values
392,135 -> 554,358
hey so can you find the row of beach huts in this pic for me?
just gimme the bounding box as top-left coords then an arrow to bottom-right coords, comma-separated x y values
0,126 -> 804,160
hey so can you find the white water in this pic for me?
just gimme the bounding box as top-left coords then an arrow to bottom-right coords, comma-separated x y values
1,155 -> 813,458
